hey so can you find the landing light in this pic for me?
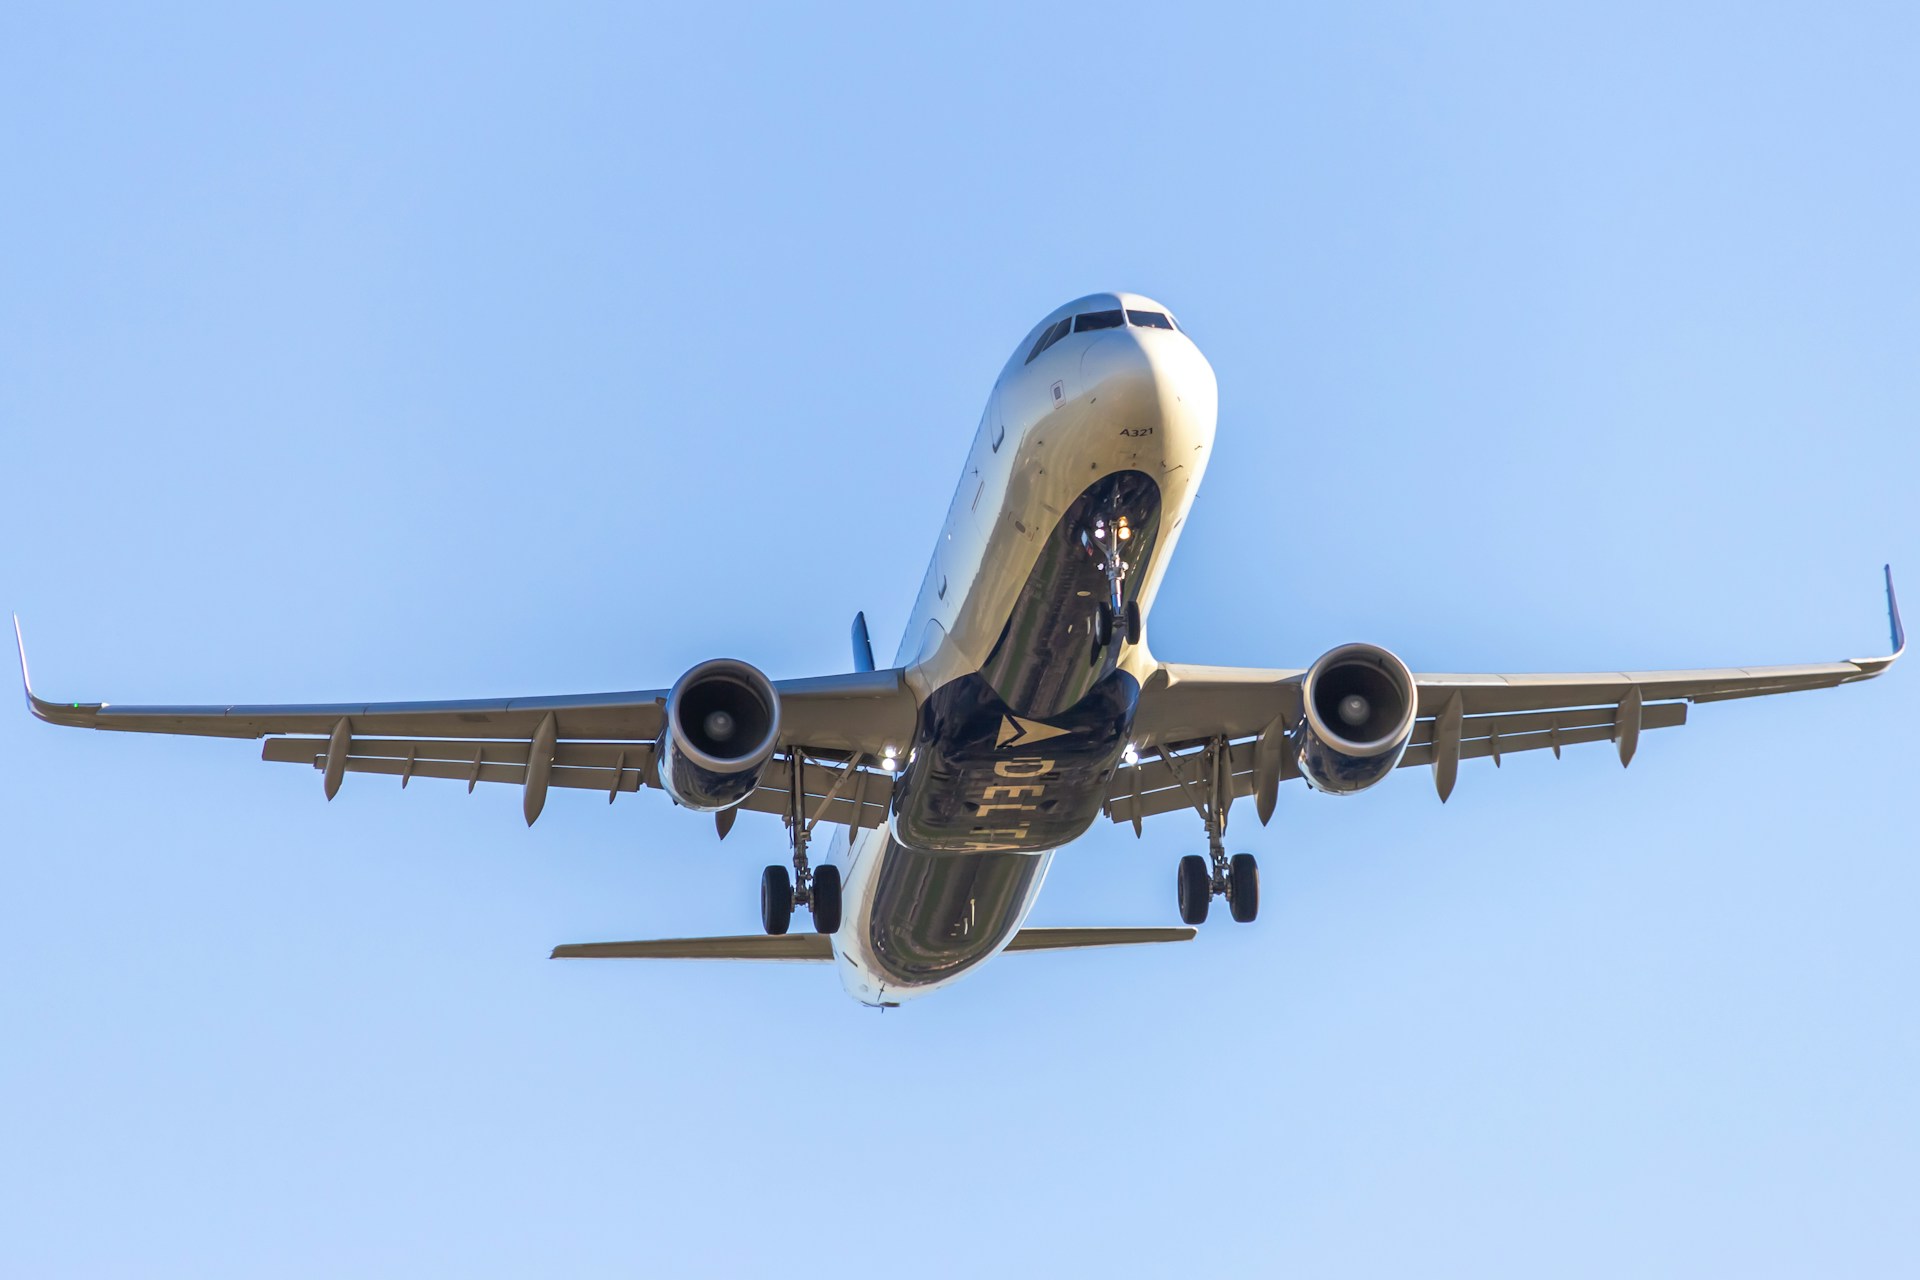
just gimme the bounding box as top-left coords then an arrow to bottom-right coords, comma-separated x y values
1122,743 -> 1139,766
881,750 -> 898,772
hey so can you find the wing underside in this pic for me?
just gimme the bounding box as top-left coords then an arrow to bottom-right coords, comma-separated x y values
257,733 -> 898,829
13,569 -> 1902,833
13,617 -> 912,830
1107,567 -> 1902,825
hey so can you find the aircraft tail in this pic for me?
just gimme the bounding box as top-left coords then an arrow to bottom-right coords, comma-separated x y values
551,926 -> 1195,963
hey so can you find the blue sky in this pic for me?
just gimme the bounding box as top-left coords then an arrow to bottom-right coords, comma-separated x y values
3,4 -> 1916,1274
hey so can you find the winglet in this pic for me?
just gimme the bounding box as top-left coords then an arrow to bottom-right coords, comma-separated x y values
1886,565 -> 1905,658
11,617 -> 104,727
1848,565 -> 1904,674
12,614 -> 33,712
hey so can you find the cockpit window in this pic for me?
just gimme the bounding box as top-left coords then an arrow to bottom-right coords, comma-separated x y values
1026,307 -> 1176,362
1025,317 -> 1072,364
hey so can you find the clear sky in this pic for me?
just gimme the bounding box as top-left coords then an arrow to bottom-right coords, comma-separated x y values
3,4 -> 1916,1275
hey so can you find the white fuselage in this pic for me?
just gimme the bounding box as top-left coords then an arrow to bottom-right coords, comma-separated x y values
827,293 -> 1219,1005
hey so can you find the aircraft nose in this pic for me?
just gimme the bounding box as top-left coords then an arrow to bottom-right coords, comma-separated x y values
1078,325 -> 1218,444
1078,327 -> 1152,391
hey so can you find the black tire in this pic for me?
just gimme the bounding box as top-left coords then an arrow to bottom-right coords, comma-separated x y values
760,865 -> 793,936
1177,854 -> 1211,925
1229,852 -> 1260,923
1124,599 -> 1141,645
810,864 -> 843,935
1094,602 -> 1115,647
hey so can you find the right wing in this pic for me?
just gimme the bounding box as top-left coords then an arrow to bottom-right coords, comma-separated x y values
14,617 -> 914,829
1108,567 -> 1903,826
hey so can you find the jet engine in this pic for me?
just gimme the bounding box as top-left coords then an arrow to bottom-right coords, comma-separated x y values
657,658 -> 781,811
1295,642 -> 1418,795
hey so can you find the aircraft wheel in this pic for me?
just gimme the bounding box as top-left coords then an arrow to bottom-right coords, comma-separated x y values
1124,600 -> 1141,645
1094,602 -> 1115,647
810,865 -> 843,935
1228,852 -> 1260,923
1177,854 -> 1211,925
760,865 -> 793,936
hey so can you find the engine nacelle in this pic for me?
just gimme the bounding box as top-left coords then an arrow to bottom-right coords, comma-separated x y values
657,658 -> 781,811
1295,642 -> 1418,796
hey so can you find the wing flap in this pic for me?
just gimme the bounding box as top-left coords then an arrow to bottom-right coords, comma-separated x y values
262,737 -> 655,792
1106,701 -> 1690,824
1108,750 -> 1262,825
1407,703 -> 1673,745
261,733 -> 895,825
1400,702 -> 1686,767
735,763 -> 895,831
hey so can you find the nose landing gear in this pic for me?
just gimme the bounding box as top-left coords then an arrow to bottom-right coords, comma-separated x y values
1082,515 -> 1143,661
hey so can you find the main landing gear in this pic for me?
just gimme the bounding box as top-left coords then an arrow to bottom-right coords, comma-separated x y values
761,863 -> 840,936
760,754 -> 843,936
1082,514 -> 1143,663
1165,737 -> 1258,925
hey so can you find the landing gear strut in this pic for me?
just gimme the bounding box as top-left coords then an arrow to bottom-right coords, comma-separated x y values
760,753 -> 847,936
1081,514 -> 1140,659
1162,737 -> 1259,925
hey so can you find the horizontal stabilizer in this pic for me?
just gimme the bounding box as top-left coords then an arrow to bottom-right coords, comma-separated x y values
550,926 -> 1196,963
552,935 -> 834,962
1002,926 -> 1196,951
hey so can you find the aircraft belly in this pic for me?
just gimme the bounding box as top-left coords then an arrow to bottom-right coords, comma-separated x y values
834,834 -> 1053,1001
830,314 -> 1217,1003
890,470 -> 1159,854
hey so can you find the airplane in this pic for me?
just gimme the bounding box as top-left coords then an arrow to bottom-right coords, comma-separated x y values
15,291 -> 1905,1007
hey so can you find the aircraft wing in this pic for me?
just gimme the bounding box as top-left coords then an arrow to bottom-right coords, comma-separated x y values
1108,567 -> 1903,827
13,617 -> 913,829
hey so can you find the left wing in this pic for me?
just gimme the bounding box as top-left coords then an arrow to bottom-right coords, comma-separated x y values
14,617 -> 912,829
1108,567 -> 1903,827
